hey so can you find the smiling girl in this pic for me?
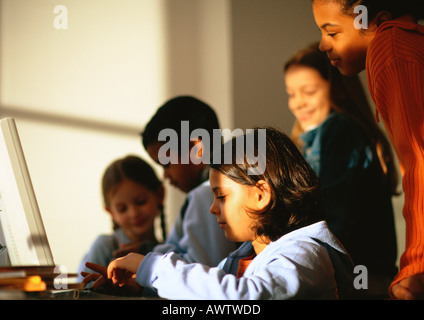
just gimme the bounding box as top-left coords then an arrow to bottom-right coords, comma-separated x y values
284,42 -> 398,297
88,128 -> 355,299
312,0 -> 424,299
78,155 -> 165,280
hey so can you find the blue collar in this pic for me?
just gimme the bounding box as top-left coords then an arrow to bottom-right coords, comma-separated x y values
300,112 -> 336,147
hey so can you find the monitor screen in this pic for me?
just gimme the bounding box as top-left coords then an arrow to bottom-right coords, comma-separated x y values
0,118 -> 54,267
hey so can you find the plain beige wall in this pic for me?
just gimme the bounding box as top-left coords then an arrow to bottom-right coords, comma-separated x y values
231,0 -> 319,132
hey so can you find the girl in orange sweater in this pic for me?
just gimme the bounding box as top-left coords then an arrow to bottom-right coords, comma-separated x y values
312,0 -> 424,299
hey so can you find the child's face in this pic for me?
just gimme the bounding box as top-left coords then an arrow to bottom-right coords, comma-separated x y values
312,0 -> 375,75
106,179 -> 163,242
146,141 -> 205,193
209,169 -> 261,243
285,66 -> 332,131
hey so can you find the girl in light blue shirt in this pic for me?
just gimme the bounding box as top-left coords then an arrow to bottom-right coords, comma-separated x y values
86,128 -> 355,299
78,155 -> 166,281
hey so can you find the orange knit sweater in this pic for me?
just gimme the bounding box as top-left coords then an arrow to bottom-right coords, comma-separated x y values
366,16 -> 424,292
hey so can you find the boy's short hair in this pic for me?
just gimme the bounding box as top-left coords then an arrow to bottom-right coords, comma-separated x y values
141,96 -> 220,149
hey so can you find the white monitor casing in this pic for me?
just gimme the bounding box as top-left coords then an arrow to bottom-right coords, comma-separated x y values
0,118 -> 54,267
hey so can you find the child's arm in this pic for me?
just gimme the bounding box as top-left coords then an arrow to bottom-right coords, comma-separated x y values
391,274 -> 424,300
107,253 -> 145,287
370,53 -> 424,298
134,240 -> 341,300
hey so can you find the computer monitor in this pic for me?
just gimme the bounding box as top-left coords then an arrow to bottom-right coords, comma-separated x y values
0,117 -> 54,267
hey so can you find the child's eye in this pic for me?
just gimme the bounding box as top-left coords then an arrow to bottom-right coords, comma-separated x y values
327,33 -> 337,37
216,194 -> 226,200
135,199 -> 147,206
116,206 -> 127,213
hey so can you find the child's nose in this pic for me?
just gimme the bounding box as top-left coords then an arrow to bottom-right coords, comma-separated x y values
128,205 -> 140,218
319,38 -> 331,52
209,200 -> 219,216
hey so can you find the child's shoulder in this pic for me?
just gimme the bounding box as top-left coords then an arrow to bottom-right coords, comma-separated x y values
369,17 -> 424,69
320,113 -> 366,143
90,233 -> 119,250
91,229 -> 127,250
182,180 -> 214,212
270,221 -> 346,255
187,180 -> 211,197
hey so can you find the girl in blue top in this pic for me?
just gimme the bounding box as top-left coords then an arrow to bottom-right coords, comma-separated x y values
78,155 -> 166,280
284,42 -> 398,297
85,127 -> 354,299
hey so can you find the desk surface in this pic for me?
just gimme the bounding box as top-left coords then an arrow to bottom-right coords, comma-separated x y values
0,289 -> 154,300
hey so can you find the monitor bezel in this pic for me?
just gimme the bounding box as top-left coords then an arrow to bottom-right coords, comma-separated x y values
0,117 -> 54,267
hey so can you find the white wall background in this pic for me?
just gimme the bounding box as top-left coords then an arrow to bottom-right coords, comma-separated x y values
0,0 -> 404,273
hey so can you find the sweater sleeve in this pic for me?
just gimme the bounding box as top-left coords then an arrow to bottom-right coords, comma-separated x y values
136,240 -> 339,300
369,37 -> 424,291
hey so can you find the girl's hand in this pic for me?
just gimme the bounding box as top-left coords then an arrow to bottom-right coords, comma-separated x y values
83,261 -> 143,295
107,253 -> 144,286
81,262 -> 108,289
391,273 -> 424,300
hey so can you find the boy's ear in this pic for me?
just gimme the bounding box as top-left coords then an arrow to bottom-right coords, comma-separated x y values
190,138 -> 205,162
255,180 -> 272,212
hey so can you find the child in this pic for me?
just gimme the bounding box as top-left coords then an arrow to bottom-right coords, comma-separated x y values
312,0 -> 424,299
101,128 -> 355,300
139,96 -> 238,267
284,42 -> 398,296
78,155 -> 165,280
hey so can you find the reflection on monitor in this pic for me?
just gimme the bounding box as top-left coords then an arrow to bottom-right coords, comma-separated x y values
0,118 -> 54,267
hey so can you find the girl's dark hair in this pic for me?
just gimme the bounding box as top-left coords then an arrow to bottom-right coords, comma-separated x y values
102,155 -> 166,240
284,42 -> 399,195
209,127 -> 324,242
328,0 -> 424,21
